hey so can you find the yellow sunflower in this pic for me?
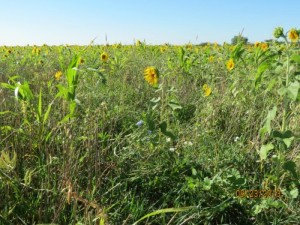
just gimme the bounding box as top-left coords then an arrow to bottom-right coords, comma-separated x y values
261,43 -> 268,51
32,47 -> 41,55
160,46 -> 167,53
136,40 -> 142,46
144,66 -> 159,86
254,42 -> 260,48
226,58 -> 235,71
202,84 -> 212,97
79,58 -> 85,64
100,52 -> 108,62
186,44 -> 193,50
288,29 -> 299,42
55,71 -> 63,80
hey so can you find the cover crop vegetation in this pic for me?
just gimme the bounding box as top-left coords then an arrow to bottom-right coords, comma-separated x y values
0,27 -> 300,225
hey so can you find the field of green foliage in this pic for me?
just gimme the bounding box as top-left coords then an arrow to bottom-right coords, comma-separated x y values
1,28 -> 300,225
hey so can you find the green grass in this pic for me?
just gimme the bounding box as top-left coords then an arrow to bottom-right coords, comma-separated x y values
0,31 -> 300,225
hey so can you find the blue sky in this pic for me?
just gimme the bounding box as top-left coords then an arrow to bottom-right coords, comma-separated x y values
0,0 -> 299,45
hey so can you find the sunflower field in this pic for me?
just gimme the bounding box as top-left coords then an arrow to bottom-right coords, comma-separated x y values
0,28 -> 300,225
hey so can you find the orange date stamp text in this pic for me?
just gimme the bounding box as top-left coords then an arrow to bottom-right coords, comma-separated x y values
236,189 -> 282,198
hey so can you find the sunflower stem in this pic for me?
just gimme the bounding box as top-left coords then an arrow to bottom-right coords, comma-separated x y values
281,36 -> 290,132
160,79 -> 166,123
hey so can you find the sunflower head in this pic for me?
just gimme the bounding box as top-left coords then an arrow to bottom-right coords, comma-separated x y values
288,28 -> 299,42
144,66 -> 159,87
136,40 -> 142,46
202,84 -> 212,97
226,58 -> 235,71
208,55 -> 214,62
186,44 -> 193,50
261,43 -> 268,51
101,52 -> 109,62
160,46 -> 167,53
32,47 -> 41,55
254,42 -> 260,48
55,71 -> 63,80
273,27 -> 284,39
79,58 -> 85,64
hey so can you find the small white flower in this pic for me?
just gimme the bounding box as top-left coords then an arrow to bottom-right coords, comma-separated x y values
184,141 -> 193,146
169,147 -> 176,152
234,136 -> 240,142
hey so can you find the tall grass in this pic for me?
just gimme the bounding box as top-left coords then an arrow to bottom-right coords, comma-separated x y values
0,29 -> 300,225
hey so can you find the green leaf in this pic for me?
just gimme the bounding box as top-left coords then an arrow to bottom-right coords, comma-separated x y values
1,82 -> 15,90
277,87 -> 287,96
259,127 -> 268,137
260,106 -> 277,137
228,176 -> 246,186
0,111 -> 12,115
0,126 -> 13,135
191,167 -> 197,176
272,130 -> 294,148
66,55 -> 81,100
99,218 -> 105,225
291,54 -> 300,64
152,104 -> 159,110
231,42 -> 244,59
24,169 -> 35,186
272,130 -> 283,139
69,101 -> 77,115
55,84 -> 69,100
283,161 -> 298,180
146,114 -> 155,131
15,82 -> 34,101
289,188 -> 299,199
287,81 -> 300,101
38,89 -> 42,121
59,114 -> 72,124
86,67 -> 107,84
150,97 -> 161,103
259,143 -> 274,160
234,177 -> 246,185
168,100 -> 182,111
43,101 -> 53,125
272,130 -> 293,138
283,137 -> 294,148
45,131 -> 53,142
66,55 -> 80,86
132,207 -> 194,225
0,151 -> 17,171
267,106 -> 277,121
150,97 -> 161,110
203,177 -> 212,190
255,62 -> 270,87
159,121 -> 177,140
36,224 -> 59,225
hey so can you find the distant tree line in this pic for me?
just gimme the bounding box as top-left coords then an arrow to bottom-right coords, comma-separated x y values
231,35 -> 248,45
194,35 -> 285,46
